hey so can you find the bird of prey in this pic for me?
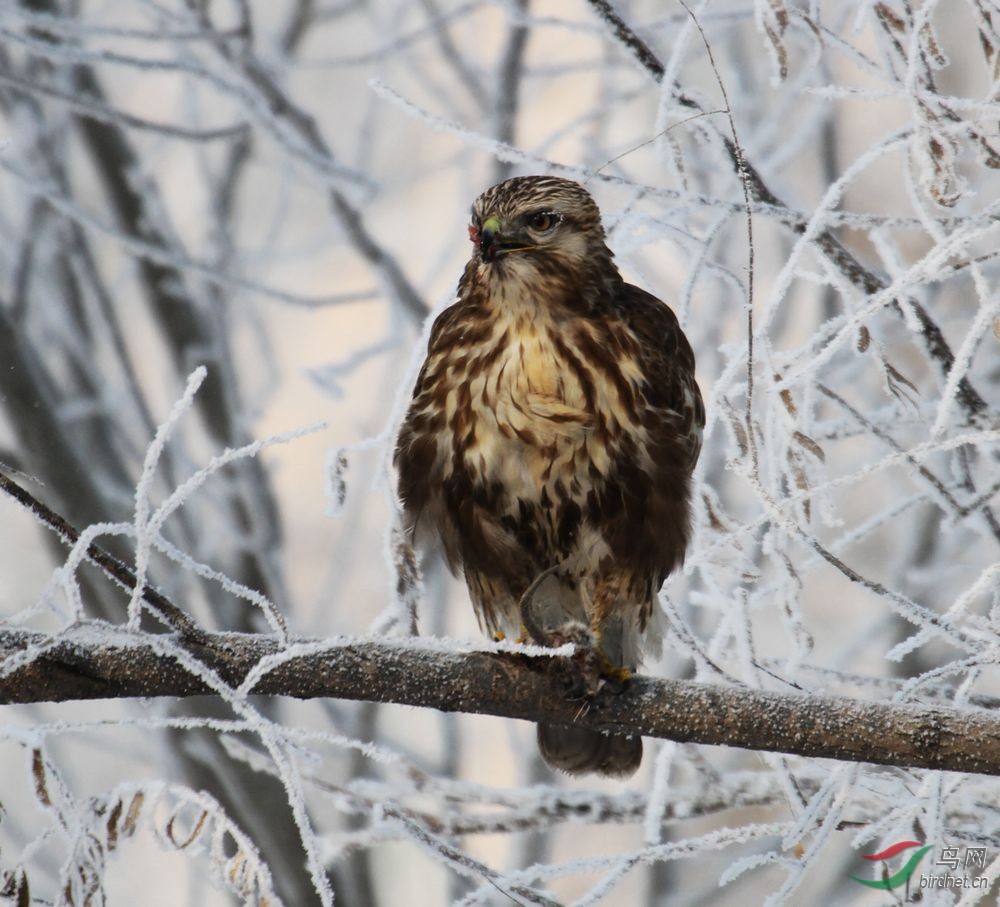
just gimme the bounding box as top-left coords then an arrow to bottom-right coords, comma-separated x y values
394,175 -> 704,777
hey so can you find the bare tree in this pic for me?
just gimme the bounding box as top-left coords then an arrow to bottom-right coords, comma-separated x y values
1,1 -> 998,905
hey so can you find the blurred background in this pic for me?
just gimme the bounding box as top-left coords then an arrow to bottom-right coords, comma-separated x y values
1,0 -> 998,904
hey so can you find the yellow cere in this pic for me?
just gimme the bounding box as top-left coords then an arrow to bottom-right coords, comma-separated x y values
482,216 -> 501,234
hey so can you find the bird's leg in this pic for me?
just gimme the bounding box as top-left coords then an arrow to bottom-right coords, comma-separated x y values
586,584 -> 634,692
589,623 -> 632,691
517,567 -> 632,697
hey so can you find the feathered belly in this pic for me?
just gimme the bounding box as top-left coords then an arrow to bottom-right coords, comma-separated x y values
460,372 -> 597,493
415,320 -> 649,574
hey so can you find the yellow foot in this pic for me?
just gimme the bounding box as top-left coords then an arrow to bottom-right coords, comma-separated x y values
498,626 -> 543,645
603,664 -> 632,685
589,628 -> 633,685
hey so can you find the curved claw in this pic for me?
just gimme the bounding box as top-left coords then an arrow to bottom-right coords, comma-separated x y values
602,663 -> 632,685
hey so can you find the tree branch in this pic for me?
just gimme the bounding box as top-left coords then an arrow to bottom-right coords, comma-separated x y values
0,466 -> 203,640
585,0 -> 991,422
2,627 -> 998,777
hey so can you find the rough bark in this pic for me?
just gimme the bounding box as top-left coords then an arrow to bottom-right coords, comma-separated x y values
3,627 -> 998,776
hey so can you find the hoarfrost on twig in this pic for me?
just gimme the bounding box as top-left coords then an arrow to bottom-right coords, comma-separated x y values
3,0 -> 1000,904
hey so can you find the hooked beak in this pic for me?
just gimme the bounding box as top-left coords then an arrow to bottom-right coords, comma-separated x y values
469,216 -> 533,263
478,215 -> 501,262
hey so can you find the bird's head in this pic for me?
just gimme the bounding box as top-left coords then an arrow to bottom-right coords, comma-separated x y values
468,176 -> 609,279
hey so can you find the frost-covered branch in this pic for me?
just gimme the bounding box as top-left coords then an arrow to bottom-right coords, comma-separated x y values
4,1 -> 1000,903
2,627 -> 999,777
585,0 -> 993,424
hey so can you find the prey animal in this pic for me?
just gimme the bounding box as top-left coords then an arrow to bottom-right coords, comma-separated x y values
394,176 -> 704,777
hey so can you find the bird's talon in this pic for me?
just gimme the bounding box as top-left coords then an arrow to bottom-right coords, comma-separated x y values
600,664 -> 632,694
605,664 -> 632,684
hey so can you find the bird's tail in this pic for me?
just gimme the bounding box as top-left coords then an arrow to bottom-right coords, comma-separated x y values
536,611 -> 643,777
524,583 -> 644,777
536,722 -> 642,777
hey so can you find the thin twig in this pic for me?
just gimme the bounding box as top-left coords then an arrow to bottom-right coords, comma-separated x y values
676,0 -> 757,477
0,468 -> 204,641
0,69 -> 248,141
583,0 -> 990,424
492,0 -> 531,184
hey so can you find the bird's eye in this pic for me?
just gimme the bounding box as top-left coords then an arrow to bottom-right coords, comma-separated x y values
527,211 -> 560,232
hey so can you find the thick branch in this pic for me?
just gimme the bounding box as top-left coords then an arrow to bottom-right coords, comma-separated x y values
2,629 -> 998,776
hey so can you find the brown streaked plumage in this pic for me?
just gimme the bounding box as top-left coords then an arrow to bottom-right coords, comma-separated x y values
394,175 -> 704,777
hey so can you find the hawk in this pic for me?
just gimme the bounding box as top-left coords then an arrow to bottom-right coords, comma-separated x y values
394,176 -> 704,777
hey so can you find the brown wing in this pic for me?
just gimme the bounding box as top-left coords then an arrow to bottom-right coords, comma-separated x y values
603,283 -> 704,591
393,303 -> 463,536
616,283 -> 704,470
393,295 -> 502,576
